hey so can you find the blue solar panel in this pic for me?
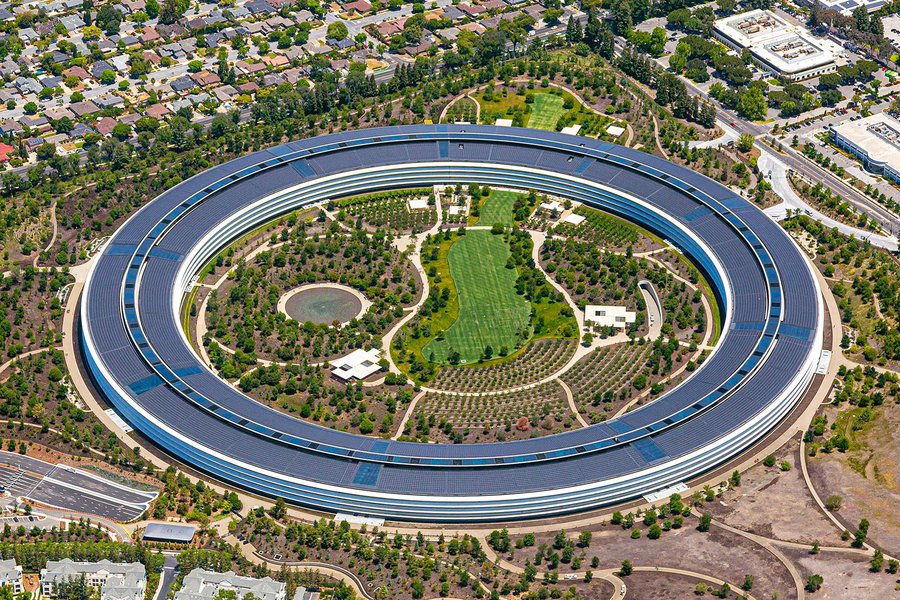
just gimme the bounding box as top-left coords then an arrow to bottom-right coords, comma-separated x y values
149,248 -> 181,261
129,374 -> 163,395
290,160 -> 316,177
683,206 -> 712,222
631,438 -> 667,463
780,324 -> 813,341
106,244 -> 136,256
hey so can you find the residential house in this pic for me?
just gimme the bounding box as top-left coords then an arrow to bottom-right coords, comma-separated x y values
173,570 -> 285,600
0,559 -> 22,592
40,560 -> 146,600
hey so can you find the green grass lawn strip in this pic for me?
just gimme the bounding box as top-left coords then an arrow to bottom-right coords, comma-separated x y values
476,190 -> 520,227
527,93 -> 566,131
425,231 -> 531,363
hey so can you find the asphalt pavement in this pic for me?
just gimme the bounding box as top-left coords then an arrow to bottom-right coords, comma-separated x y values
0,451 -> 156,522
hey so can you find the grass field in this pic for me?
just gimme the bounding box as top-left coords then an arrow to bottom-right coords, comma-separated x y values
476,190 -> 520,227
424,230 -> 531,363
527,93 -> 566,130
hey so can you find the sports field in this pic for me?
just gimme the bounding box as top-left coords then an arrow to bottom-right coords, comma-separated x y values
424,230 -> 531,363
527,93 -> 566,131
476,190 -> 519,226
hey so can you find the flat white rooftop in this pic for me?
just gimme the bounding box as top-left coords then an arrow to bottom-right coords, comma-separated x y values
562,213 -> 585,226
812,0 -> 886,15
330,348 -> 382,381
585,305 -> 636,328
751,33 -> 835,75
407,198 -> 429,210
714,9 -> 792,49
831,112 -> 900,173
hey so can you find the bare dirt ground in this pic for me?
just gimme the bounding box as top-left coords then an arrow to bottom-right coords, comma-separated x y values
503,520 -> 795,600
783,547 -> 900,599
560,579 -> 615,599
622,571 -> 745,599
808,403 -> 900,554
709,438 -> 845,546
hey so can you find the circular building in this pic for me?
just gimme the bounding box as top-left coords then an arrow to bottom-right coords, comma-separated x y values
80,125 -> 823,522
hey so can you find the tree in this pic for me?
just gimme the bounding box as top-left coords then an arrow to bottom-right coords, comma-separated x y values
327,21 -> 349,40
697,513 -> 712,532
619,560 -> 633,576
736,133 -> 754,152
145,0 -> 160,18
717,0 -> 737,13
36,143 -> 57,161
611,0 -> 632,35
871,549 -> 884,572
111,123 -> 132,140
269,497 -> 287,520
159,0 -> 186,24
95,4 -> 122,35
805,574 -> 823,592
852,518 -> 869,548
824,495 -> 842,511
737,87 -> 767,121
100,69 -> 116,85
852,5 -> 870,32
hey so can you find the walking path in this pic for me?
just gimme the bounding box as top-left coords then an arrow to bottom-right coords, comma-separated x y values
380,187 -> 446,373
391,389 -> 426,440
0,346 -> 61,382
33,202 -> 58,268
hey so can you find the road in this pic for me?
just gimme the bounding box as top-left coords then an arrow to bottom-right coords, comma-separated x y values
664,55 -> 900,239
0,450 -> 156,522
759,151 -> 899,251
153,556 -> 178,600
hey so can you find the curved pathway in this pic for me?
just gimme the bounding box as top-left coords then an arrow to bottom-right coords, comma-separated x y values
380,188 -> 445,373
0,346 -> 62,382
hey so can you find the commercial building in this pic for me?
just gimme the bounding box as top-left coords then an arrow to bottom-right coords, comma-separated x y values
713,10 -> 844,80
174,570 -> 285,600
0,559 -> 23,594
830,112 -> 900,184
41,560 -> 146,600
807,0 -> 886,16
82,125 -> 822,521
714,9 -> 793,50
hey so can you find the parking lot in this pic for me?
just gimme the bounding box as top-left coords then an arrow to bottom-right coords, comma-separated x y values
0,453 -> 157,522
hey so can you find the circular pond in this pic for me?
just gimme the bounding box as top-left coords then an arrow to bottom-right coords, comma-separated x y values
279,284 -> 366,326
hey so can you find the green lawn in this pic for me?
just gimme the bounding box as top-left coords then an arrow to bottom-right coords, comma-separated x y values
476,190 -> 520,227
527,93 -> 566,131
424,231 -> 531,363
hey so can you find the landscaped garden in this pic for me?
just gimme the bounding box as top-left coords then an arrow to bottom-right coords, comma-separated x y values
404,381 -> 576,444
561,338 -> 699,423
393,188 -> 577,379
472,82 -> 623,138
334,188 -> 437,234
